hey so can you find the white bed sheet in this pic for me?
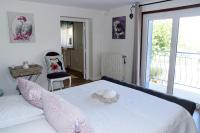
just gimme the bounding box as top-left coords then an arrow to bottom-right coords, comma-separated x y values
0,80 -> 197,133
56,80 -> 197,133
0,95 -> 44,128
0,118 -> 56,133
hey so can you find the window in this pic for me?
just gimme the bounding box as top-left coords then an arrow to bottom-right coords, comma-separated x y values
60,21 -> 74,48
142,7 -> 200,104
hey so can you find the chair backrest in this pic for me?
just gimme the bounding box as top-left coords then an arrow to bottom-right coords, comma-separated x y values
45,52 -> 59,56
45,52 -> 66,74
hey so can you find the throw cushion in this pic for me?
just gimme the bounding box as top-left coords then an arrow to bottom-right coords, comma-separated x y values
17,78 -> 43,109
45,55 -> 65,74
42,90 -> 93,133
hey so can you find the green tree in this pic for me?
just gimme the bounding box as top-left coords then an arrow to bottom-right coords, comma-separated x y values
150,20 -> 172,80
152,20 -> 172,56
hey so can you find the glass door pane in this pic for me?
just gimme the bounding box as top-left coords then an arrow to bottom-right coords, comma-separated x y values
174,16 -> 200,103
146,19 -> 173,93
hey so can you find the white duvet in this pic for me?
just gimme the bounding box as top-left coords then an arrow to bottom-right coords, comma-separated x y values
0,95 -> 44,128
0,80 -> 197,133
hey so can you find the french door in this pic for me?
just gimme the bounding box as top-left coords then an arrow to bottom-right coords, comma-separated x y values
142,7 -> 200,104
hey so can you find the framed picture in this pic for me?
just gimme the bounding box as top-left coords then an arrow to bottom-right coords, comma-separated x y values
112,16 -> 126,39
7,12 -> 35,43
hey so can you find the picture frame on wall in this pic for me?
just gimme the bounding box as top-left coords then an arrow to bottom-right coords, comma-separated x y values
7,12 -> 35,43
112,16 -> 126,39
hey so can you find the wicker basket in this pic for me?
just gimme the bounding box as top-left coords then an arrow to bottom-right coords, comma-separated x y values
9,64 -> 43,78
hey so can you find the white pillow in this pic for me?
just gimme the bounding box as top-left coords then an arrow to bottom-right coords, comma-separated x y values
42,91 -> 93,133
17,78 -> 43,109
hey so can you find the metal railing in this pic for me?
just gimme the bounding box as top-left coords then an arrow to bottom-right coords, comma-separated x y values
150,52 -> 200,89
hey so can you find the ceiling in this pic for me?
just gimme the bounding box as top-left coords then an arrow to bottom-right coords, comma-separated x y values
21,0 -> 147,10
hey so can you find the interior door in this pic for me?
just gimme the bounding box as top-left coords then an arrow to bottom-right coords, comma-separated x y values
60,17 -> 90,80
83,22 -> 86,79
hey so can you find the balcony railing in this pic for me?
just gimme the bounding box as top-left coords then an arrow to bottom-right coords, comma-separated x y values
150,52 -> 200,89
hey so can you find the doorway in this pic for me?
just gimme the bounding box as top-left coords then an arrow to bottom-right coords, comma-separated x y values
60,17 -> 90,86
142,7 -> 200,104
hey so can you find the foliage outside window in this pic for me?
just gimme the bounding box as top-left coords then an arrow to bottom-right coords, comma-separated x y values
150,20 -> 172,80
152,20 -> 172,56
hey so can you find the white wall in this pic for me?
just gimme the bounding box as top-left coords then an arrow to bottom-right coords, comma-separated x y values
102,0 -> 200,83
1,0 -> 199,95
141,0 -> 200,12
102,6 -> 135,83
0,0 -> 104,95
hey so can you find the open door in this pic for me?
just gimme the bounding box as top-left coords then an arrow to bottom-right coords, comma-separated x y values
60,17 -> 90,80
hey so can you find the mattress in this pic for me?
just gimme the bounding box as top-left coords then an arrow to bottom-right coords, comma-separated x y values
0,80 -> 197,133
0,118 -> 56,133
55,80 -> 197,133
0,95 -> 44,128
102,76 -> 196,115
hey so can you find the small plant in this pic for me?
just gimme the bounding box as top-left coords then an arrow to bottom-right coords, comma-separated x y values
150,67 -> 163,81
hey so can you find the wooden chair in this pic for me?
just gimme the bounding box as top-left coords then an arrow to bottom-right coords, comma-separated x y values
45,52 -> 71,91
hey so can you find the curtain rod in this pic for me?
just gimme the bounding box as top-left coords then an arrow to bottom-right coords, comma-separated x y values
139,0 -> 173,7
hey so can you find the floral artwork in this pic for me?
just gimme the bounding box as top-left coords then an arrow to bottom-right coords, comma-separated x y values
112,16 -> 126,39
7,12 -> 35,43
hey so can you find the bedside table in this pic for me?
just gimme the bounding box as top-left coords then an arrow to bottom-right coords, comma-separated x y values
9,64 -> 43,94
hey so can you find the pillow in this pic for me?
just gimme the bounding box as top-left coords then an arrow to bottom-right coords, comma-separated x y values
42,91 -> 93,133
45,55 -> 65,74
17,78 -> 43,109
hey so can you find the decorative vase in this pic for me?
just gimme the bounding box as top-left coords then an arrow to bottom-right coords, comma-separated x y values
23,61 -> 29,69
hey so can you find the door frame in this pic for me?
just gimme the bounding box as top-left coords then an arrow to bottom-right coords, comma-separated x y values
142,7 -> 200,94
60,17 -> 90,80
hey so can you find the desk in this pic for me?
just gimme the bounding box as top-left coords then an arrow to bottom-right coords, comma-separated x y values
9,64 -> 43,94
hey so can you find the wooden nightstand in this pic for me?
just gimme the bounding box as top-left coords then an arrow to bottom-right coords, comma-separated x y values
9,64 -> 43,94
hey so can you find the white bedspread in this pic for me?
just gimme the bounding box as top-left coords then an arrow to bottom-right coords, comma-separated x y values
0,80 -> 197,133
0,95 -> 44,128
0,118 -> 56,133
56,80 -> 197,133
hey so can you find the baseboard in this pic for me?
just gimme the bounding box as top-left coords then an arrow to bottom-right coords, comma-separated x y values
90,75 -> 101,81
66,68 -> 83,73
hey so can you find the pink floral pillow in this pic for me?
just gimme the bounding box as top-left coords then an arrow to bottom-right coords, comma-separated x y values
17,78 -> 43,109
42,91 -> 93,133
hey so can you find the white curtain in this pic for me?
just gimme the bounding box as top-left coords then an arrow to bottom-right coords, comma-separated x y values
132,2 -> 143,86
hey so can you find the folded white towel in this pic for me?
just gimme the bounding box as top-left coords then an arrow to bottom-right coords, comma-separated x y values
92,89 -> 119,103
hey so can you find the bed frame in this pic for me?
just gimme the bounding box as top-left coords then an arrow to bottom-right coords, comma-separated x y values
101,76 -> 196,115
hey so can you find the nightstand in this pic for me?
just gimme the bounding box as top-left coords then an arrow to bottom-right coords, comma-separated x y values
9,64 -> 43,94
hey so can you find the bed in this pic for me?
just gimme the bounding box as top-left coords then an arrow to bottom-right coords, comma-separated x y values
0,77 -> 197,133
